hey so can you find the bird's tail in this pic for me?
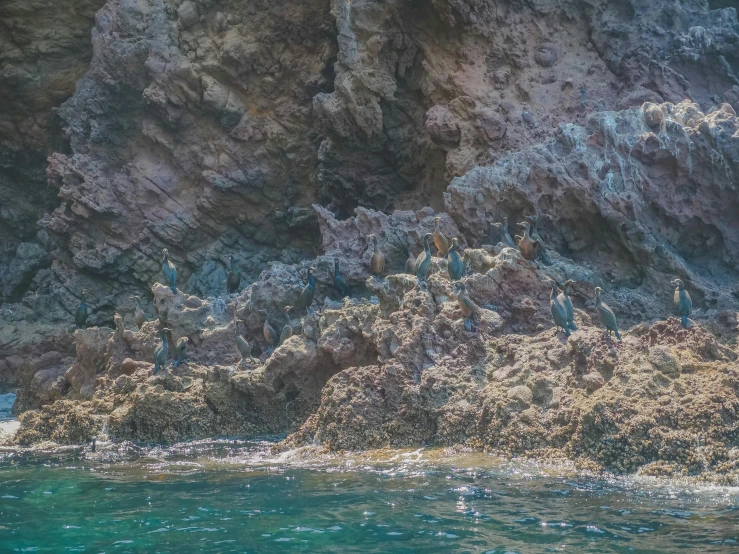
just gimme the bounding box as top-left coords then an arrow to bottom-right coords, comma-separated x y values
565,327 -> 571,337
615,329 -> 622,341
681,316 -> 688,328
569,321 -> 578,331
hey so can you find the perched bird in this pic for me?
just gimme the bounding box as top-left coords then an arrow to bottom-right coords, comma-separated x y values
415,233 -> 434,284
368,234 -> 385,279
433,216 -> 450,257
74,289 -> 89,329
548,280 -> 571,337
594,287 -> 621,340
279,306 -> 293,346
235,319 -> 253,362
260,309 -> 278,354
517,221 -> 540,261
161,248 -> 177,294
153,328 -> 171,374
491,217 -> 517,248
131,296 -> 146,329
454,282 -> 480,331
526,214 -> 551,264
174,337 -> 189,367
296,267 -> 317,314
226,255 -> 241,294
113,312 -> 124,334
672,278 -> 692,328
333,258 -> 350,298
447,238 -> 464,281
404,245 -> 416,276
558,279 -> 578,331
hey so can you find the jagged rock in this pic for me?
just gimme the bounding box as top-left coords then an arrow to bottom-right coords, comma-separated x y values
425,105 -> 462,149
534,43 -> 558,67
507,385 -> 533,408
3,0 -> 739,485
582,372 -> 606,391
649,345 -> 682,375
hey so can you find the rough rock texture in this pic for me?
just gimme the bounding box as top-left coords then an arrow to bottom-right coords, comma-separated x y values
0,0 -> 106,302
2,0 -> 739,481
446,100 -> 739,319
9,235 -> 739,483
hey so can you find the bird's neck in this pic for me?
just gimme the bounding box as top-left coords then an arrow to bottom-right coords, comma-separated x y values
595,293 -> 602,306
424,239 -> 431,253
334,263 -> 339,277
230,259 -> 236,271
308,273 -> 315,286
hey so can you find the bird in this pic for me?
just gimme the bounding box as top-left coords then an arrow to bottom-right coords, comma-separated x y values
153,327 -> 171,374
548,280 -> 571,337
414,233 -> 434,284
260,309 -> 278,354
491,217 -> 517,248
174,337 -> 189,366
526,214 -> 551,264
226,255 -> 240,294
296,267 -> 317,314
161,248 -> 177,294
235,320 -> 253,362
279,306 -> 293,346
517,221 -> 540,261
74,289 -> 89,329
368,234 -> 385,279
558,279 -> 578,331
333,258 -> 350,298
594,287 -> 621,340
131,296 -> 146,329
672,278 -> 692,328
433,216 -> 450,257
454,282 -> 480,331
113,312 -> 124,334
447,238 -> 464,281
404,245 -> 416,275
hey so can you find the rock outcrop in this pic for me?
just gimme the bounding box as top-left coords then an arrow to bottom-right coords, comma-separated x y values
2,0 -> 739,482
9,230 -> 739,482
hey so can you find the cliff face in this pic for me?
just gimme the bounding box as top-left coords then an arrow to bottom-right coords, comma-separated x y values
0,0 -> 106,302
4,0 -> 738,318
1,0 -> 739,474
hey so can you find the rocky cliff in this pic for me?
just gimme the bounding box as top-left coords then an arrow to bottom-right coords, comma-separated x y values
1,0 -> 739,478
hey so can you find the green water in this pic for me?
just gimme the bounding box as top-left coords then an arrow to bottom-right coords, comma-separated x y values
1,439 -> 738,553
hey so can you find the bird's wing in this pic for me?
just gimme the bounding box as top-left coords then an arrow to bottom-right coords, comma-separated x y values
463,296 -> 480,314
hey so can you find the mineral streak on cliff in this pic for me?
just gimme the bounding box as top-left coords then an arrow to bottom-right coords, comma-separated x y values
1,0 -> 739,478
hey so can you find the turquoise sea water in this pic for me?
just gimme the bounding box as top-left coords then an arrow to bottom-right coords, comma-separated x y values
1,438 -> 738,553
